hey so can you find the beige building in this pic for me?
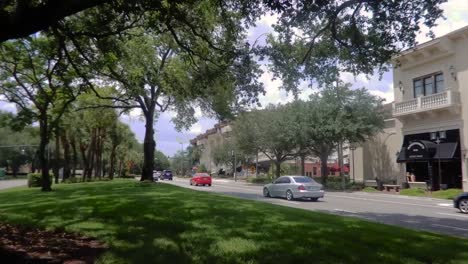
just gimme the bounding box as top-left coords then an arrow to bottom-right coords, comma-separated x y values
352,26 -> 468,191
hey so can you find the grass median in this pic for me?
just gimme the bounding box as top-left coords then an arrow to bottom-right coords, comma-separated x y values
0,180 -> 467,264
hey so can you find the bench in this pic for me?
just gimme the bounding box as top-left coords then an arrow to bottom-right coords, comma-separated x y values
364,180 -> 378,188
383,184 -> 400,192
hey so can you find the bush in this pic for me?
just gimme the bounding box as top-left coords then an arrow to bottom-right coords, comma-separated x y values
247,176 -> 272,184
27,173 -> 53,188
119,174 -> 137,179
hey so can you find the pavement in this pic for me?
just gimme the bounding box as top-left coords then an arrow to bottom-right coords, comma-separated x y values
165,177 -> 468,238
0,179 -> 27,190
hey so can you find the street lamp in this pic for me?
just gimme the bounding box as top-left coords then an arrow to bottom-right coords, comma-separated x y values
430,131 -> 446,190
349,144 -> 356,183
231,150 -> 237,182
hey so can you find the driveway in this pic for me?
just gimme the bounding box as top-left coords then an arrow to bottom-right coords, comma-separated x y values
165,177 -> 468,238
0,179 -> 27,190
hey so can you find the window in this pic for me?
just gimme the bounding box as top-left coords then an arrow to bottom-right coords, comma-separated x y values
293,176 -> 316,184
413,73 -> 444,98
435,73 -> 444,93
313,167 -> 317,176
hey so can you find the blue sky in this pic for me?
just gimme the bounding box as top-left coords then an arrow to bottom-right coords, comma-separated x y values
122,0 -> 468,157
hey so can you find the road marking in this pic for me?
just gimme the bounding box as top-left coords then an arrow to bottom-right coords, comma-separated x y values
437,212 -> 468,218
431,223 -> 468,232
327,194 -> 451,210
437,203 -> 453,207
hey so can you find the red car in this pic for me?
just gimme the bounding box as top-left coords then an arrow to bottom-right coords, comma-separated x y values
190,173 -> 212,186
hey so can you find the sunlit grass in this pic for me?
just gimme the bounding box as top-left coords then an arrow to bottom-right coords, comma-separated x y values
0,180 -> 467,263
400,188 -> 463,200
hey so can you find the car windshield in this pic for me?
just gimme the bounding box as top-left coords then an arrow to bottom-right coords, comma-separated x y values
195,173 -> 209,177
293,176 -> 315,183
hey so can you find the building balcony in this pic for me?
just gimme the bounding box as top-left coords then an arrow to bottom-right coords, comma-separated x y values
393,90 -> 460,117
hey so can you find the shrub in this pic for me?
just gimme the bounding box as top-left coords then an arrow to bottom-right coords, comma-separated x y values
247,176 -> 272,184
120,174 -> 137,179
197,164 -> 207,173
27,173 -> 53,188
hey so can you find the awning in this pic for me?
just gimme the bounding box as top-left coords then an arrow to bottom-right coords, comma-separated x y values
432,142 -> 459,160
397,140 -> 459,162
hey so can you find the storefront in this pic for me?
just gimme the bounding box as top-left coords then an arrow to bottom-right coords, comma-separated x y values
396,129 -> 462,190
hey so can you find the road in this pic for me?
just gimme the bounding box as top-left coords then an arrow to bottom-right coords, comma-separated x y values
0,179 -> 27,190
165,177 -> 468,238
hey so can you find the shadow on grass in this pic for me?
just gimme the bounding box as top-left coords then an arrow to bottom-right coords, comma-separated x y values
0,180 -> 467,264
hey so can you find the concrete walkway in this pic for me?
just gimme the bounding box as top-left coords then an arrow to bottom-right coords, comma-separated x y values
0,179 -> 27,190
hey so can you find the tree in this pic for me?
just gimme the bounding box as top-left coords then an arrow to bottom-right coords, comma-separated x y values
56,3 -> 264,182
233,105 -> 296,178
301,82 -> 385,185
211,139 -> 245,175
0,36 -> 82,191
264,0 -> 446,92
154,151 -> 170,171
0,112 -> 39,177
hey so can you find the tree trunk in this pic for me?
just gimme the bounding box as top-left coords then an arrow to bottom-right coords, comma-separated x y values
300,154 -> 305,176
87,128 -> 96,179
141,111 -> 155,181
275,161 -> 281,178
39,118 -> 51,191
70,135 -> 77,178
60,132 -> 71,180
118,158 -> 123,177
53,129 -> 60,184
320,154 -> 329,186
80,143 -> 89,181
338,141 -> 345,190
94,128 -> 101,178
109,145 -> 117,180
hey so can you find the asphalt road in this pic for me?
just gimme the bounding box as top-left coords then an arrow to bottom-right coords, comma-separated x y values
165,177 -> 468,238
0,179 -> 27,190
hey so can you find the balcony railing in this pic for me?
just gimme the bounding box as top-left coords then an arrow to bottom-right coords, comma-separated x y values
393,90 -> 459,117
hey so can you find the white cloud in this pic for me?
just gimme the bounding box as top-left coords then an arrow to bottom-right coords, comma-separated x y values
417,0 -> 468,43
189,123 -> 203,134
369,89 -> 394,104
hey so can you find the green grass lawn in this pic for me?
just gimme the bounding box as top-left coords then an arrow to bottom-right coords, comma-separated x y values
400,188 -> 463,200
1,180 -> 468,264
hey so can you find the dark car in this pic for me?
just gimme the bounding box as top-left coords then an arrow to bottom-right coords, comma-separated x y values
454,193 -> 468,214
160,170 -> 173,181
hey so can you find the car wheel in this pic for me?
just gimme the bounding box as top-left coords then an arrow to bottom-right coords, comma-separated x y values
459,198 -> 468,214
286,190 -> 294,201
208,184 -> 211,187
310,198 -> 319,202
189,181 -> 192,185
263,187 -> 270,198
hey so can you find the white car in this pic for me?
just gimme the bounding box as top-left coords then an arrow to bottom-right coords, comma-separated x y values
263,176 -> 324,201
152,171 -> 161,181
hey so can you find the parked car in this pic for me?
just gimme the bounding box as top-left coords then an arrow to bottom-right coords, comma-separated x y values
263,176 -> 324,201
190,173 -> 212,186
160,170 -> 173,180
152,171 -> 161,180
454,192 -> 468,213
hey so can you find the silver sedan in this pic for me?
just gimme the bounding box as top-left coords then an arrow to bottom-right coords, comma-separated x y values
263,176 -> 324,201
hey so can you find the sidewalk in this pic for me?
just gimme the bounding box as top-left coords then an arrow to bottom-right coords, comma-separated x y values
0,179 -> 27,190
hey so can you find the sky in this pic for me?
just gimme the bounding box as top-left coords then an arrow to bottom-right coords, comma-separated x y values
2,0 -> 468,157
122,0 -> 468,157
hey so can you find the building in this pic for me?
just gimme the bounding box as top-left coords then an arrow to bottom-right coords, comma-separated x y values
191,123 -> 350,177
352,26 -> 468,191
